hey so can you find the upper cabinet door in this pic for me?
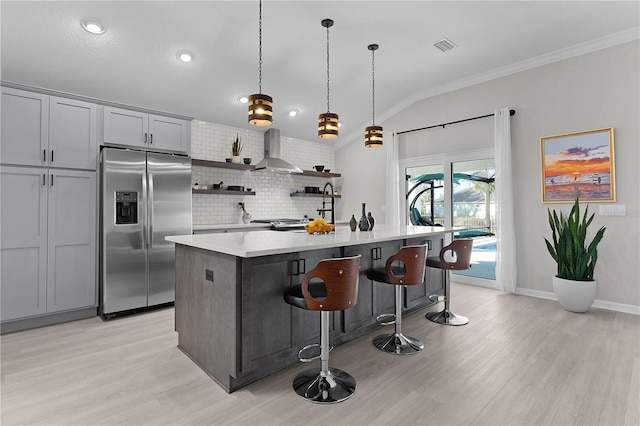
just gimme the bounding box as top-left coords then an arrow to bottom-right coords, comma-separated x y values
1,88 -> 49,167
102,106 -> 148,148
49,97 -> 97,170
148,115 -> 191,155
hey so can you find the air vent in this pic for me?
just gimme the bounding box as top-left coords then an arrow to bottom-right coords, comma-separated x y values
433,38 -> 457,53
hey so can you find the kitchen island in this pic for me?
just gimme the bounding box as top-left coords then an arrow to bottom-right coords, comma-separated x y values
166,225 -> 459,392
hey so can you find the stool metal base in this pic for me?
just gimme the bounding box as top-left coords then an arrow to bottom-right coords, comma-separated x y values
292,368 -> 356,404
372,332 -> 424,355
425,309 -> 469,326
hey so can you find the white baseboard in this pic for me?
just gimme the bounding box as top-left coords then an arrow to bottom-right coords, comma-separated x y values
515,287 -> 640,315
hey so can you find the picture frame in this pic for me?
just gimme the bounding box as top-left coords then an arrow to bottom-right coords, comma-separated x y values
540,128 -> 615,203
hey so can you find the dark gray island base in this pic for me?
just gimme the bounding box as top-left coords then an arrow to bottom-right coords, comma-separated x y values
170,226 -> 452,392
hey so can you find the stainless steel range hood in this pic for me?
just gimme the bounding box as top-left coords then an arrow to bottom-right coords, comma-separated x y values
253,128 -> 303,174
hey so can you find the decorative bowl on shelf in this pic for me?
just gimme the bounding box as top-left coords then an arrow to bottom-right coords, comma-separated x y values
324,169 -> 331,173
225,158 -> 232,163
243,158 -> 252,165
314,165 -> 325,172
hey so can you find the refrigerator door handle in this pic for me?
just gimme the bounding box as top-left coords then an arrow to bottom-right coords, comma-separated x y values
148,172 -> 154,249
141,170 -> 148,249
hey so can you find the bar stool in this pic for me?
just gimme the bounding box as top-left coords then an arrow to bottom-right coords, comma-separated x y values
283,254 -> 361,403
425,239 -> 473,326
366,244 -> 428,355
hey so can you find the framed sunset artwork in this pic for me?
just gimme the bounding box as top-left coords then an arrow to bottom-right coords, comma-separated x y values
540,128 -> 615,203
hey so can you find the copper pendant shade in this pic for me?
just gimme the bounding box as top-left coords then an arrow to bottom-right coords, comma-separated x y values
364,43 -> 383,147
248,0 -> 272,126
318,19 -> 339,139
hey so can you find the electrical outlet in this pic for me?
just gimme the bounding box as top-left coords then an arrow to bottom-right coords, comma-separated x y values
205,269 -> 214,282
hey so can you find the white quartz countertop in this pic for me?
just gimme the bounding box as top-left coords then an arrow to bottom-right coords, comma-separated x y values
167,224 -> 462,258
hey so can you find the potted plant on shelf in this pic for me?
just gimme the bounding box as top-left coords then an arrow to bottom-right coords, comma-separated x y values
231,134 -> 243,164
544,197 -> 606,312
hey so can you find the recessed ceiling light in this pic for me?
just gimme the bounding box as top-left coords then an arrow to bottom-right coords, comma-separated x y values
176,50 -> 195,63
81,18 -> 106,34
237,96 -> 248,104
288,109 -> 299,117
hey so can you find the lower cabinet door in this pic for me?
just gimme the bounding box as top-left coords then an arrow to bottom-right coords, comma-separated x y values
342,243 -> 377,332
47,170 -> 97,313
0,166 -> 48,320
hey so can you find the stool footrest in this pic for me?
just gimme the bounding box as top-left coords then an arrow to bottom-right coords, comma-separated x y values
298,343 -> 333,362
428,294 -> 445,303
375,313 -> 396,326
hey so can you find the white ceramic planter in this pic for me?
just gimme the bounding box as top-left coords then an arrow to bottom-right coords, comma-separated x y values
552,276 -> 597,313
231,155 -> 241,164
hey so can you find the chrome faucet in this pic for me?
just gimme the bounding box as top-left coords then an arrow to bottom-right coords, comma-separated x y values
317,182 -> 335,224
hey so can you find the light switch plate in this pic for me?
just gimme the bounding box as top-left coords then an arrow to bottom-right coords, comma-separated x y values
599,204 -> 626,216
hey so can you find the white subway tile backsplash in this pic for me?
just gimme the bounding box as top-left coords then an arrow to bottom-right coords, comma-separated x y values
191,121 -> 337,226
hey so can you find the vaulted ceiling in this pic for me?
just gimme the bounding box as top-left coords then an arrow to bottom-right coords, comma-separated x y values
2,1 -> 638,146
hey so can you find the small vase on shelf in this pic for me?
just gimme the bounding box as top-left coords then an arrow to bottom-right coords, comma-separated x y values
231,155 -> 241,164
349,215 -> 357,232
367,212 -> 375,230
358,203 -> 370,231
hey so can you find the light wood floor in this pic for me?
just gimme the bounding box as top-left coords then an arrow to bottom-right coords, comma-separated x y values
2,283 -> 639,426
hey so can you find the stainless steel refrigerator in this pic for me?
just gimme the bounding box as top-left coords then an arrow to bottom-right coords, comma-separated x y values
100,148 -> 191,318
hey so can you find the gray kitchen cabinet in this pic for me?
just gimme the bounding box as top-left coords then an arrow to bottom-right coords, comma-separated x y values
102,106 -> 191,154
239,247 -> 340,374
1,88 -> 97,170
0,167 -> 48,320
342,240 -> 403,333
1,88 -> 49,167
49,96 -> 97,170
404,236 -> 444,308
46,169 -> 97,312
0,166 -> 97,321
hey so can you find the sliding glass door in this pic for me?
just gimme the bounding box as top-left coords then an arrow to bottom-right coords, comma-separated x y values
402,149 -> 496,287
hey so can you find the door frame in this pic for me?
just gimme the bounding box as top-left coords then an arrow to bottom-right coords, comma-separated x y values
399,148 -> 497,288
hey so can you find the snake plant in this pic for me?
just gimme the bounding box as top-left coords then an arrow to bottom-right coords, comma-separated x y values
231,134 -> 243,156
545,197 -> 606,281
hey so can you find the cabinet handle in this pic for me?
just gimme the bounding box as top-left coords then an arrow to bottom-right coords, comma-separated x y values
150,134 -> 153,144
371,248 -> 377,260
50,174 -> 54,186
42,174 -> 46,186
43,149 -> 46,162
51,150 -> 54,163
299,258 -> 306,275
292,259 -> 299,276
144,133 -> 148,144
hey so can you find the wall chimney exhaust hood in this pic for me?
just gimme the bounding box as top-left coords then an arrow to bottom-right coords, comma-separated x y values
253,128 -> 303,174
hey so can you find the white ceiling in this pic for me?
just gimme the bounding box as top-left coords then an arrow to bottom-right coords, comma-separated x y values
2,1 -> 639,146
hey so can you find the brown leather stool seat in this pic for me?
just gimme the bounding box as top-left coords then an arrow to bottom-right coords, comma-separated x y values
366,244 -> 428,355
425,239 -> 473,326
283,254 -> 361,403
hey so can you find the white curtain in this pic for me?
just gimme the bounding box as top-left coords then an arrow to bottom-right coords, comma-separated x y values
386,132 -> 401,225
494,107 -> 517,293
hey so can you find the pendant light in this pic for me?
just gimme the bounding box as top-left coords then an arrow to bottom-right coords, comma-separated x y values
318,19 -> 339,139
248,0 -> 272,126
364,44 -> 383,147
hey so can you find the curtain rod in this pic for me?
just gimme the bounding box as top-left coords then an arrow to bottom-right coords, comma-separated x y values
396,109 -> 516,135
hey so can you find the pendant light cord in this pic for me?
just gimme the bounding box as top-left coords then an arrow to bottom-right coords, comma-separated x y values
326,23 -> 330,113
258,0 -> 263,94
371,48 -> 376,125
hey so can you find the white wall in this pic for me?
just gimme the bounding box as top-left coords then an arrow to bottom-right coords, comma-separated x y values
337,40 -> 640,309
190,121 -> 337,225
